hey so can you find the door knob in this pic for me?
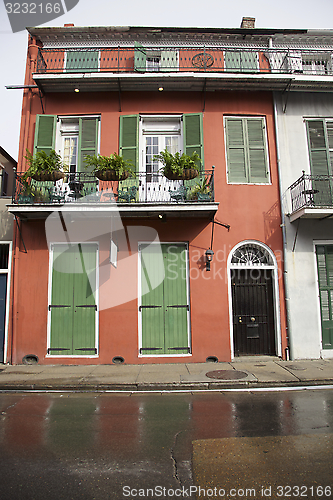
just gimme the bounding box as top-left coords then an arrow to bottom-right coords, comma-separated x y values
238,317 -> 242,323
251,317 -> 256,322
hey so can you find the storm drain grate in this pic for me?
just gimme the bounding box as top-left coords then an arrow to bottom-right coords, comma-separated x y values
205,370 -> 249,380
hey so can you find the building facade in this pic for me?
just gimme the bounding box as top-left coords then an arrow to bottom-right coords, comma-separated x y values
7,22 -> 290,365
0,146 -> 15,363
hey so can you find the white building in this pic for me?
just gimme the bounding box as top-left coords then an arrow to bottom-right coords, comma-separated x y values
274,30 -> 333,359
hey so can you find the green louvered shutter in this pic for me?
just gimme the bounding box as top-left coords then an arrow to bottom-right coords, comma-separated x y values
49,244 -> 97,356
247,118 -> 269,183
226,118 -> 247,182
241,52 -> 258,72
183,113 -> 203,166
140,243 -> 165,355
34,115 -> 56,156
225,51 -> 241,72
49,245 -> 76,356
119,115 -> 139,199
66,51 -> 99,72
134,42 -> 146,72
78,118 -> 99,172
316,245 -> 333,349
119,115 -> 139,170
307,120 -> 332,205
72,244 -> 97,355
226,117 -> 268,183
140,243 -> 190,355
327,122 -> 333,170
183,113 -> 204,191
160,50 -> 178,72
164,244 -> 189,355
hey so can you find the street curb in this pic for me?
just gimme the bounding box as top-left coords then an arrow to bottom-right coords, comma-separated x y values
1,379 -> 333,392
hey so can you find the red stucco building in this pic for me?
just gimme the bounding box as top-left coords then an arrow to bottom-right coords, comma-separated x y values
7,21 -> 289,365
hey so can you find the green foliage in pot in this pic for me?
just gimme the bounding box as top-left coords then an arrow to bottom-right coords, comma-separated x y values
187,176 -> 211,201
153,149 -> 201,177
22,149 -> 67,181
84,153 -> 135,176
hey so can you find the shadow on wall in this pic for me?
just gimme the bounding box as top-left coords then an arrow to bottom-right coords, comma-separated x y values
263,200 -> 281,248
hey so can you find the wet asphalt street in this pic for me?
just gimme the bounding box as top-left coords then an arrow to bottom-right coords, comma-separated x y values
0,389 -> 332,500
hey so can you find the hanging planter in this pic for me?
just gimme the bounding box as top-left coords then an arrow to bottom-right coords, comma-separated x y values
84,153 -> 135,182
31,171 -> 65,182
95,170 -> 130,182
164,168 -> 199,181
154,150 -> 201,181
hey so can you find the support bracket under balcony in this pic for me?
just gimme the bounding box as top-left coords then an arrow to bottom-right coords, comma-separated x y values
14,215 -> 27,253
282,79 -> 293,113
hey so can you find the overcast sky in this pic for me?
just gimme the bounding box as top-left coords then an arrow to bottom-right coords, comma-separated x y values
1,0 -> 333,160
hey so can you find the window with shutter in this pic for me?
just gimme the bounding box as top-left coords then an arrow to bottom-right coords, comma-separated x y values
225,117 -> 269,184
306,119 -> 333,205
134,43 -> 179,72
119,114 -> 203,202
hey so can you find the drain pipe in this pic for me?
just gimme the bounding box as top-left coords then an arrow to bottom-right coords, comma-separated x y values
273,92 -> 292,361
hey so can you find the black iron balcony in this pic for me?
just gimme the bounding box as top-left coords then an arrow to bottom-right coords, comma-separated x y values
289,172 -> 333,220
11,169 -> 215,206
35,47 -> 333,75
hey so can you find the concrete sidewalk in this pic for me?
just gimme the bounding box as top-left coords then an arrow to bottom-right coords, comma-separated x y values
1,357 -> 333,391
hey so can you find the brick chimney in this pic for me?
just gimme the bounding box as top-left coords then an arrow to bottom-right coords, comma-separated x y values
240,17 -> 255,29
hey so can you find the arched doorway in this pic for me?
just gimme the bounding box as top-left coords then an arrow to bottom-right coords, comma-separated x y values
228,242 -> 279,357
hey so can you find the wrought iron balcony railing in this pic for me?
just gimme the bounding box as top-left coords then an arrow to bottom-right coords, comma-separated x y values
289,172 -> 333,213
36,47 -> 333,76
12,169 -> 215,206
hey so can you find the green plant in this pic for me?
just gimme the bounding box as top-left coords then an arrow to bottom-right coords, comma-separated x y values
22,149 -> 66,181
153,149 -> 201,176
187,176 -> 211,200
84,153 -> 135,176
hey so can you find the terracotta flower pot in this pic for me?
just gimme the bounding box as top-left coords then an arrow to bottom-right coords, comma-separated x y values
31,171 -> 64,182
95,170 -> 130,181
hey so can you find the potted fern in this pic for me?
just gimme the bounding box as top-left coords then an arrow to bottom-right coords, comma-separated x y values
187,176 -> 211,201
154,150 -> 201,180
84,153 -> 135,181
23,149 -> 66,182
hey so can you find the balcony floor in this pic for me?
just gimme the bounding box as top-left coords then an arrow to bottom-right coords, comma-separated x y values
7,201 -> 219,220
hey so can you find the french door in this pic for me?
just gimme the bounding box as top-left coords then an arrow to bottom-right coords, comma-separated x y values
140,134 -> 181,202
139,243 -> 190,355
48,243 -> 98,356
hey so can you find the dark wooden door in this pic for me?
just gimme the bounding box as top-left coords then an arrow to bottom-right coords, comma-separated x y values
231,269 -> 276,356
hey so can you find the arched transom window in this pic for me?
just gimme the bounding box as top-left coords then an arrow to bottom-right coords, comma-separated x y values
231,243 -> 274,267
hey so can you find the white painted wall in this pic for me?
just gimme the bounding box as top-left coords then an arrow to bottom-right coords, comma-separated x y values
275,92 -> 333,359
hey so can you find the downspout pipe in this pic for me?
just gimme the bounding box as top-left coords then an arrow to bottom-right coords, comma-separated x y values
273,92 -> 292,361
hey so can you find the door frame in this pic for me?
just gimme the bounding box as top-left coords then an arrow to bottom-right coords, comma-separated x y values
138,241 -> 192,357
227,240 -> 282,359
47,242 -> 99,358
0,242 -> 12,364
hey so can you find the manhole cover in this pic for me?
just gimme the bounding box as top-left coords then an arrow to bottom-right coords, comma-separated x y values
206,370 -> 249,380
285,365 -> 306,371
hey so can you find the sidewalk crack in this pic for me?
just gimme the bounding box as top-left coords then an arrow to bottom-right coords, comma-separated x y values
273,360 -> 301,381
170,430 -> 183,485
